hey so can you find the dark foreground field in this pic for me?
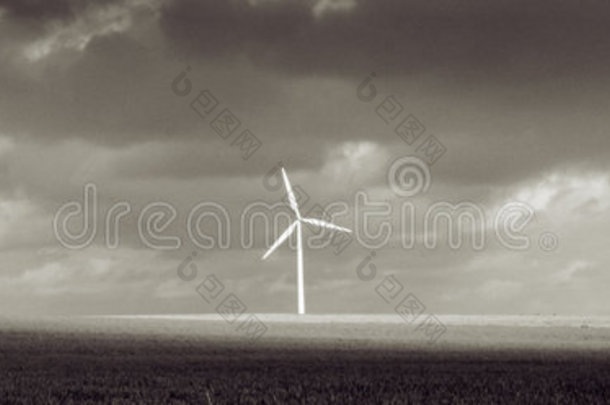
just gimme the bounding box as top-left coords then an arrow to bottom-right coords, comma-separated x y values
1,317 -> 610,404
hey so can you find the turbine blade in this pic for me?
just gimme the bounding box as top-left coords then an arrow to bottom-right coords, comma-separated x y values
302,218 -> 352,233
262,221 -> 298,259
281,167 -> 301,218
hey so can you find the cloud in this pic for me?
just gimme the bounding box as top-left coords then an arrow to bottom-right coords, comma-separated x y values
504,171 -> 610,219
552,260 -> 592,284
21,1 -> 135,61
1,0 -> 610,317
160,0 -> 610,78
0,0 -> 609,186
0,0 -> 76,22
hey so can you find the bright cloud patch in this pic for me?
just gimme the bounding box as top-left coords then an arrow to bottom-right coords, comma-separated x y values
510,171 -> 610,217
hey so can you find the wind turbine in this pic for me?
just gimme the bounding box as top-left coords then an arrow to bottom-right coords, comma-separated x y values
262,167 -> 351,315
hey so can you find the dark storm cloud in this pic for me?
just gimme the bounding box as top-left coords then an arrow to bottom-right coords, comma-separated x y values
0,0 -> 75,21
160,0 -> 610,78
0,0 -> 180,146
1,0 -> 609,184
0,0 -> 124,25
1,0 -> 610,318
0,33 -> 179,144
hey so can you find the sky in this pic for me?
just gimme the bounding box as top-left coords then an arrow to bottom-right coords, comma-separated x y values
0,0 -> 609,316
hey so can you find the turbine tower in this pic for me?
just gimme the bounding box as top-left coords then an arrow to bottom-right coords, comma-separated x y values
262,167 -> 351,315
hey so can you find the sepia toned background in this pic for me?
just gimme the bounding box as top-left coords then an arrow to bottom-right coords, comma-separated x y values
1,0 -> 609,317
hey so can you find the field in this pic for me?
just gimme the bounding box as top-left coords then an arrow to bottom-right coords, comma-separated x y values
1,315 -> 610,404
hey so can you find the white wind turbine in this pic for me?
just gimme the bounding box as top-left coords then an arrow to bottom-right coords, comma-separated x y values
262,167 -> 351,315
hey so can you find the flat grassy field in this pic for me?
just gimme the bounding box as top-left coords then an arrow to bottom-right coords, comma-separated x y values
1,316 -> 609,404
